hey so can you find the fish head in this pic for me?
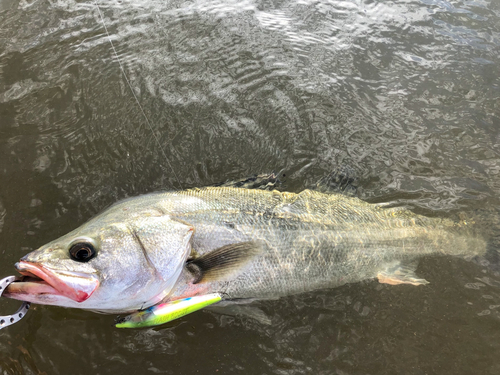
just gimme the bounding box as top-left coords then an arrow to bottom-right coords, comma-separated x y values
5,199 -> 194,313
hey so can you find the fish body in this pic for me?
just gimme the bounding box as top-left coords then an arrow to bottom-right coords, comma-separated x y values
4,187 -> 486,314
165,187 -> 485,300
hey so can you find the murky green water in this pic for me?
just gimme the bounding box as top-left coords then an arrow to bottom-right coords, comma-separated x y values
1,0 -> 500,373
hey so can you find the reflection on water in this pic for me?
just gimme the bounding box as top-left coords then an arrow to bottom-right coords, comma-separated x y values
1,0 -> 500,374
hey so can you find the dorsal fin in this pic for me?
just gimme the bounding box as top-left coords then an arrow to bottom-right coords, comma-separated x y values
213,173 -> 281,191
314,166 -> 358,196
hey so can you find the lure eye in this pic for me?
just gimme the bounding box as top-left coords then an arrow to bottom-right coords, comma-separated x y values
69,243 -> 96,262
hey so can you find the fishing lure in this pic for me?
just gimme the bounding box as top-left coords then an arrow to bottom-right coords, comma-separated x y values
116,293 -> 222,328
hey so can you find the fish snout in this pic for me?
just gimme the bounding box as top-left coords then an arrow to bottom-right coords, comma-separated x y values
15,261 -> 35,275
19,246 -> 59,263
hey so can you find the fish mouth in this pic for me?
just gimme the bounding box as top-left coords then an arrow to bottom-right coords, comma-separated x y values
3,261 -> 99,303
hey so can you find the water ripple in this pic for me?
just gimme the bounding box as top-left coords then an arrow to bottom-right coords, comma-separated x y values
1,0 -> 500,374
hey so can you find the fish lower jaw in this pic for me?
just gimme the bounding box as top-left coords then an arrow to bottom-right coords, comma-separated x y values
3,278 -> 61,300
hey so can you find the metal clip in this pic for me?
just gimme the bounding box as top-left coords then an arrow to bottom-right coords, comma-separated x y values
0,276 -> 30,330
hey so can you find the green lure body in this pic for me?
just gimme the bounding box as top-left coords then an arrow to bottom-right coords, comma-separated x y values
116,293 -> 222,328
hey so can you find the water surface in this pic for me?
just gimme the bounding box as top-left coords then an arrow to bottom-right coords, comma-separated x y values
1,0 -> 500,374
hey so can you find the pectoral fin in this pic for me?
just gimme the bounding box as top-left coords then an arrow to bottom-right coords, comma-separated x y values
186,241 -> 261,284
116,294 -> 222,328
377,262 -> 429,286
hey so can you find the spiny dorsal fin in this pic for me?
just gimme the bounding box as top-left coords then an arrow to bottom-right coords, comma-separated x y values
213,173 -> 281,191
314,166 -> 358,196
186,242 -> 261,284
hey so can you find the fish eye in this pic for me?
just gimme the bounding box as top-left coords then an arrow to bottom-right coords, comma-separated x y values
69,243 -> 97,262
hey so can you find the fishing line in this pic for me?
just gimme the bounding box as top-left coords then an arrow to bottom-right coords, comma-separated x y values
93,1 -> 183,190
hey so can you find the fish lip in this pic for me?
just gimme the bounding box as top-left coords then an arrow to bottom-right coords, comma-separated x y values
14,261 -> 99,303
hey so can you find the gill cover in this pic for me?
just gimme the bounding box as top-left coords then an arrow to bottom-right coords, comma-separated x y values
127,215 -> 195,293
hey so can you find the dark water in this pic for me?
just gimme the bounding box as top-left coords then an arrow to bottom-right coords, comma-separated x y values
1,0 -> 500,373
